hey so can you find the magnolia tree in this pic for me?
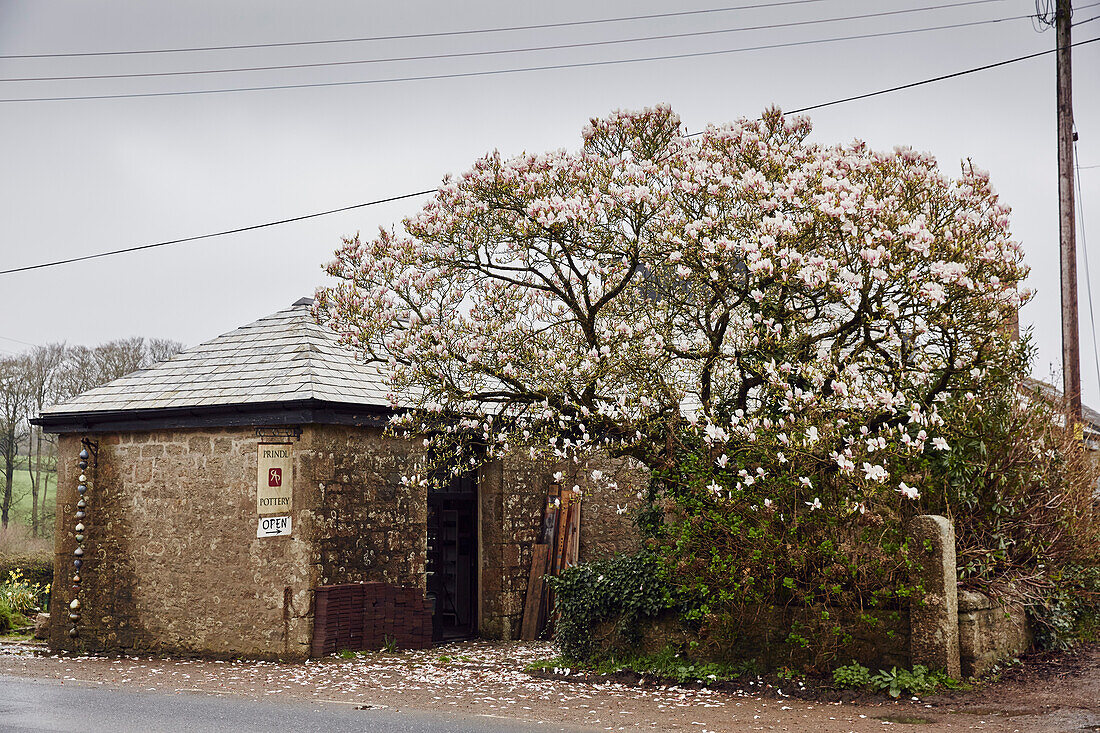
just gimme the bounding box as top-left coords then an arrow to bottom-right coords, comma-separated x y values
315,106 -> 1027,518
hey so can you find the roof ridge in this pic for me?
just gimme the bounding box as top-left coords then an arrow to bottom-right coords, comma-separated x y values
296,306 -> 321,401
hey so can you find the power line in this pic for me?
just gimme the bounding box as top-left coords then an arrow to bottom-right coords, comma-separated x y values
0,0 -> 995,60
0,1 -> 1023,83
0,15 -> 1055,104
0,191 -> 435,275
1076,134 -> 1100,400
4,37 -> 1097,277
788,34 -> 1099,114
0,335 -> 38,347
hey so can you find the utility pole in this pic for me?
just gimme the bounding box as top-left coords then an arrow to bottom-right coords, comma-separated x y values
1057,0 -> 1080,420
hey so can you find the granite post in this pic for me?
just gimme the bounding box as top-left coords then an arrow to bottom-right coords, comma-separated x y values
909,514 -> 961,677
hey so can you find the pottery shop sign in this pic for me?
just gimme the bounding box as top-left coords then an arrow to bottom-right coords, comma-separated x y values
257,443 -> 293,516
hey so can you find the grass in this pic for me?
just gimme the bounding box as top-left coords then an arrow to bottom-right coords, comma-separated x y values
1,455 -> 55,537
525,649 -> 760,686
0,523 -> 53,559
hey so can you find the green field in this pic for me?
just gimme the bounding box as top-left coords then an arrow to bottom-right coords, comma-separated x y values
1,457 -> 55,530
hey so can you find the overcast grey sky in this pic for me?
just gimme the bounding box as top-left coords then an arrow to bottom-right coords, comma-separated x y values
0,1 -> 1097,399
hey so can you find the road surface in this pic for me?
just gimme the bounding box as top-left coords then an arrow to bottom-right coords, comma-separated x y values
0,674 -> 590,733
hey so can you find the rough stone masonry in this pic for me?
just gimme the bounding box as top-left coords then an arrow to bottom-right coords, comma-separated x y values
49,424 -> 645,659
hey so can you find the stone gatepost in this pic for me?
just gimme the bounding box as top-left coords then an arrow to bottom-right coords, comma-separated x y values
909,514 -> 961,678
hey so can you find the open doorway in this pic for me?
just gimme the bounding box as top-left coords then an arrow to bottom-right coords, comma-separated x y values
426,471 -> 478,640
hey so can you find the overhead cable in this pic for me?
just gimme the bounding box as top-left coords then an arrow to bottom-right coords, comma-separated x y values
0,15 -> 1060,104
0,191 -> 435,275
0,2 -> 1028,83
3,36 -> 1098,275
0,0 -> 1003,60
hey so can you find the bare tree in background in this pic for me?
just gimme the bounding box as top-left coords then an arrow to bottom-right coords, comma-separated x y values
0,336 -> 185,537
23,344 -> 65,536
0,357 -> 31,529
56,337 -> 183,401
146,338 -> 183,365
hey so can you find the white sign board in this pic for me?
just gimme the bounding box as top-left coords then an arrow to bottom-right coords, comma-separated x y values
257,515 -> 292,538
257,443 -> 293,515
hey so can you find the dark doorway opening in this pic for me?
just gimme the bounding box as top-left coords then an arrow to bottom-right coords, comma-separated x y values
426,471 -> 478,641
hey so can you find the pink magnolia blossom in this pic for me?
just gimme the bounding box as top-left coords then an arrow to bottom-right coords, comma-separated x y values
314,105 -> 1029,505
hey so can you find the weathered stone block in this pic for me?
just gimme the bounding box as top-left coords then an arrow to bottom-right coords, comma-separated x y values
957,590 -> 1031,677
909,515 -> 961,677
187,436 -> 210,453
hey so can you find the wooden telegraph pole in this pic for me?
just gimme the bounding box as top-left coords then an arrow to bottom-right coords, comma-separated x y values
1057,0 -> 1081,420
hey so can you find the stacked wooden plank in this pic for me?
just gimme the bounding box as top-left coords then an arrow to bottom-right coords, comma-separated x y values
521,482 -> 582,640
311,582 -> 433,656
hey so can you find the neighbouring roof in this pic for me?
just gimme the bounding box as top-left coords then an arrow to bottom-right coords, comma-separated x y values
35,298 -> 393,432
1020,377 -> 1100,445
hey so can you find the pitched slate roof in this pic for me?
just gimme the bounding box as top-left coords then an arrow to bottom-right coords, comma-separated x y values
1020,377 -> 1100,445
39,298 -> 391,418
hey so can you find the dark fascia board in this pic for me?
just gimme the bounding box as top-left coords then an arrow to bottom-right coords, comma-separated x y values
31,399 -> 394,434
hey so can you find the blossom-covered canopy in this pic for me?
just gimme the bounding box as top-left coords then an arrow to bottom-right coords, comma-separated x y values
316,105 -> 1027,501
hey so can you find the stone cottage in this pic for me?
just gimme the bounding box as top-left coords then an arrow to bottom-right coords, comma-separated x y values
35,298 -> 640,660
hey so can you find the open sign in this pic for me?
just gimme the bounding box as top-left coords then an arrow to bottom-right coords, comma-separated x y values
257,515 -> 291,537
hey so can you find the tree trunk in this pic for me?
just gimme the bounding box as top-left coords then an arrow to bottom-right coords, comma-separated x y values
1,464 -> 12,529
42,471 -> 51,532
30,425 -> 41,537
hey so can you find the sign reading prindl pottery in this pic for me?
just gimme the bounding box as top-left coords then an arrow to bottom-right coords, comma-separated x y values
257,443 -> 293,517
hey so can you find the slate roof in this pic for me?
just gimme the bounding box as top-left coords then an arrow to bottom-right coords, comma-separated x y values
39,298 -> 391,418
1020,377 -> 1100,443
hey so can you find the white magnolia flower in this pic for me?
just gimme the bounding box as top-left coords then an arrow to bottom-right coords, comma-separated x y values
897,482 -> 920,500
862,463 -> 889,483
805,497 -> 823,511
932,437 -> 950,451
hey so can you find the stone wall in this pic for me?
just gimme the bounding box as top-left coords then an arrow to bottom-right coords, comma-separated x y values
479,452 -> 648,640
605,596 -> 1033,677
479,457 -> 546,639
51,428 -> 321,659
599,606 -> 911,673
302,425 -> 426,589
957,590 -> 1031,677
49,424 -> 427,661
570,455 -> 647,562
48,424 -> 650,657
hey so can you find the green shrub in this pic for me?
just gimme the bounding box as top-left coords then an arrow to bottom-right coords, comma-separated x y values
1029,564 -> 1100,649
548,553 -> 672,661
924,359 -> 1100,597
0,555 -> 52,614
869,665 -> 949,698
832,661 -> 871,689
0,597 -> 16,635
635,339 -> 1100,664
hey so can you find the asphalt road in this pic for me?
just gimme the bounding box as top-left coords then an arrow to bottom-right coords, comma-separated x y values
0,675 -> 589,733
